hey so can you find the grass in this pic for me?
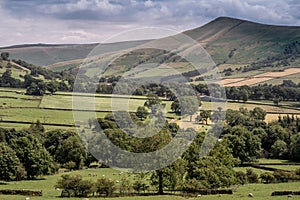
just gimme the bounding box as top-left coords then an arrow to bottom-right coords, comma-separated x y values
233,167 -> 272,175
0,108 -> 109,125
40,95 -> 147,111
262,165 -> 300,171
1,168 -> 300,200
258,159 -> 293,164
0,89 -> 175,129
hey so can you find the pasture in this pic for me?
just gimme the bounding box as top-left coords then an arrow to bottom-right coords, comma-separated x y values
1,88 -> 300,129
0,90 -> 174,130
1,167 -> 300,200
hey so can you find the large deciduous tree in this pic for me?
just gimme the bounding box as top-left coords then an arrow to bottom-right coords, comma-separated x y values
0,143 -> 20,181
10,135 -> 54,179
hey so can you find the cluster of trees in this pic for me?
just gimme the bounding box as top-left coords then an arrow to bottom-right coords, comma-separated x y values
1,105 -> 300,196
221,108 -> 300,162
226,81 -> 300,102
193,81 -> 300,103
0,122 -> 90,181
0,52 -> 73,95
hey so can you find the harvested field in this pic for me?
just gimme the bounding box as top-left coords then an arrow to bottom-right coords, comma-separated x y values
221,67 -> 300,86
225,77 -> 273,86
254,68 -> 300,78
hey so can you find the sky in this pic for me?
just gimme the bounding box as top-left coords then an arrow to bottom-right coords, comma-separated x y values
0,0 -> 300,47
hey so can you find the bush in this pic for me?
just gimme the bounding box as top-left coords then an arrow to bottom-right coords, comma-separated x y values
235,171 -> 248,185
64,161 -> 77,171
133,179 -> 148,194
246,169 -> 259,183
260,172 -> 275,183
56,174 -> 94,197
295,168 -> 300,176
182,179 -> 209,193
95,177 -> 116,197
273,170 -> 299,182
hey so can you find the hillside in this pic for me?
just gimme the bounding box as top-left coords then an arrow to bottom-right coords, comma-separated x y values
0,40 -> 149,67
185,17 -> 300,64
1,17 -> 300,85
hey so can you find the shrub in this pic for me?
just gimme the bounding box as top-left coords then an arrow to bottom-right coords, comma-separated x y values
246,169 -> 259,183
235,171 -> 248,185
133,179 -> 148,194
260,172 -> 275,183
95,177 -> 116,197
182,179 -> 209,193
56,174 -> 94,197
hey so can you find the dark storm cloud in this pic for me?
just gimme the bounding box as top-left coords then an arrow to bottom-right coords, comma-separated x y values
1,0 -> 300,46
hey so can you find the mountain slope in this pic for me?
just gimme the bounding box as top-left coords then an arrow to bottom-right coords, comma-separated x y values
1,17 -> 300,76
0,40 -> 149,67
184,17 -> 300,64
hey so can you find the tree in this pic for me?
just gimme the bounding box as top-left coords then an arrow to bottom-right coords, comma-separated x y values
171,99 -> 180,114
9,135 -> 54,179
263,124 -> 290,151
273,97 -> 282,106
184,137 -> 238,190
29,120 -> 45,132
46,81 -> 59,94
239,89 -> 249,102
136,106 -> 149,120
150,158 -> 186,194
250,107 -> 266,121
26,82 -> 46,96
0,143 -> 20,181
290,133 -> 300,161
0,52 -> 10,61
56,136 -> 87,169
180,96 -> 200,121
144,94 -> 162,114
224,126 -> 261,163
196,110 -> 211,125
270,140 -> 288,159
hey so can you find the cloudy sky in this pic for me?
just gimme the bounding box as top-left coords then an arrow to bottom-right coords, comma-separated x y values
0,0 -> 300,47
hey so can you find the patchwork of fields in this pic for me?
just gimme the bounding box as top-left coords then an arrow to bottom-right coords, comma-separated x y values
1,88 -> 300,129
221,67 -> 300,86
0,89 -> 174,130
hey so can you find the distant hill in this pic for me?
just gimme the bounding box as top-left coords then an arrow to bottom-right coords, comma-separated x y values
0,40 -> 150,67
1,17 -> 300,84
184,16 -> 300,64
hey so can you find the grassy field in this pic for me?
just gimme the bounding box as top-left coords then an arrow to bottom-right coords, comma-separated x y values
1,168 -> 300,200
1,88 -> 300,129
0,89 -> 175,130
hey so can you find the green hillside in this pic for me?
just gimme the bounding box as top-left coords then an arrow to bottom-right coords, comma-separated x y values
0,40 -> 149,68
185,16 -> 300,64
2,17 -> 300,82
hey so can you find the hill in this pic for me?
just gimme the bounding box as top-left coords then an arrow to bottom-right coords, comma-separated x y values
0,40 -> 149,67
1,17 -> 300,85
185,16 -> 300,64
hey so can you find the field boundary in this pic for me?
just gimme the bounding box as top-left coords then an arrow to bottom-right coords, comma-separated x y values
0,120 -> 77,127
0,189 -> 42,196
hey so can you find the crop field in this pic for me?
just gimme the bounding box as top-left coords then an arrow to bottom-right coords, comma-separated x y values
221,67 -> 300,86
